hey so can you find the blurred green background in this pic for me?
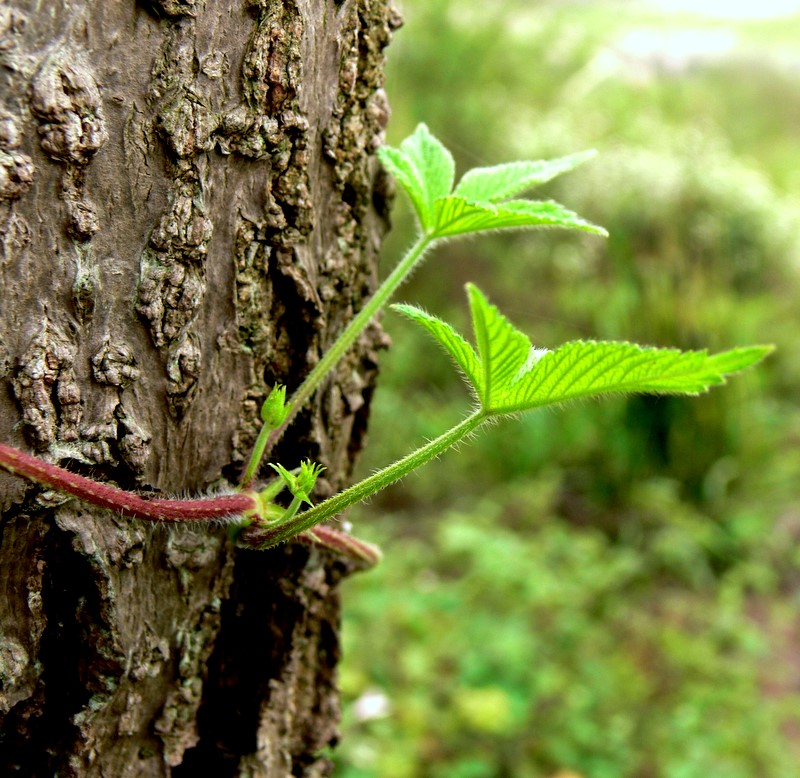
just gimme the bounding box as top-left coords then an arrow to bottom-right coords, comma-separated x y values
335,1 -> 800,776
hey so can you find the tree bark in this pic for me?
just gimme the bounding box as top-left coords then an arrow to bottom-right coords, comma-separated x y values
0,1 -> 400,775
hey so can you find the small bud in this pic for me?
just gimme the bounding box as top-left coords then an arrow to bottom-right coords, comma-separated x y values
296,460 -> 325,499
260,385 -> 288,429
269,460 -> 325,507
270,463 -> 297,492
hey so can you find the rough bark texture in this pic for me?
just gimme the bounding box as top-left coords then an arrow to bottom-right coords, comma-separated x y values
0,1 -> 400,775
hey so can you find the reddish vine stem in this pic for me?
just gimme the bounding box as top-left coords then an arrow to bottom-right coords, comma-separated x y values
0,442 -> 257,523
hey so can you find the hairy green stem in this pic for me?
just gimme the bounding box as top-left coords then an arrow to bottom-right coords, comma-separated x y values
240,233 -> 435,486
242,409 -> 487,548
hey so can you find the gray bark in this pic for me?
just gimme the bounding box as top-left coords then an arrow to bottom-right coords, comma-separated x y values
0,1 -> 400,774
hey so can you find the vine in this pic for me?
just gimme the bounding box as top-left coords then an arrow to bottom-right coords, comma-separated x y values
0,126 -> 771,568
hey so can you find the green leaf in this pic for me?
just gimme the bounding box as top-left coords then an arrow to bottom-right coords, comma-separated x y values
494,340 -> 773,414
379,125 -> 606,241
453,150 -> 597,203
706,346 -> 775,375
296,460 -> 326,498
399,283 -> 772,417
392,303 -> 482,393
467,285 -> 536,406
399,123 -> 454,203
377,123 -> 454,231
430,196 -> 608,239
377,146 -> 431,229
270,460 -> 325,507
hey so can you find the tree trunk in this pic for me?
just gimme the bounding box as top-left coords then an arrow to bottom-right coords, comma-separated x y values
0,1 -> 399,774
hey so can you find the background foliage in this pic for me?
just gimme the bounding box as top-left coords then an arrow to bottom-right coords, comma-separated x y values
335,1 -> 800,775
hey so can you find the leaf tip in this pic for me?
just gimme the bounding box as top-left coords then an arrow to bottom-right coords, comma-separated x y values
707,344 -> 775,376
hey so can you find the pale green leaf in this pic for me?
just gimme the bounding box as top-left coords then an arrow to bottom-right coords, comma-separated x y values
431,196 -> 608,239
706,346 -> 775,375
400,123 -> 455,203
377,146 -> 431,229
400,284 -> 772,417
466,284 -> 537,406
377,124 -> 454,231
379,126 -> 607,241
492,340 -> 774,414
392,303 -> 482,392
453,150 -> 597,203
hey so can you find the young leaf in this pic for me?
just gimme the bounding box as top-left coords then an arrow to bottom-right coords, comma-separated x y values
467,284 -> 534,406
705,346 -> 775,375
377,146 -> 432,230
392,303 -> 482,393
495,340 -> 773,414
453,150 -> 597,203
399,123 -> 455,203
379,124 -> 606,240
399,283 -> 772,416
430,197 -> 607,239
377,123 -> 454,232
270,460 -> 324,506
